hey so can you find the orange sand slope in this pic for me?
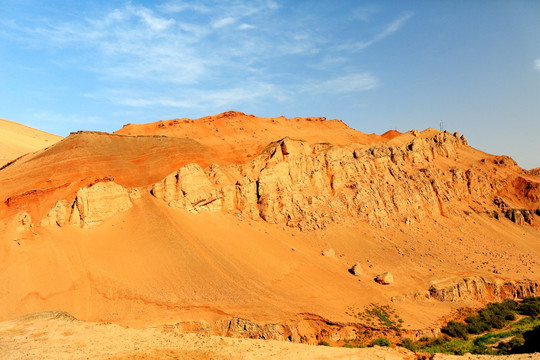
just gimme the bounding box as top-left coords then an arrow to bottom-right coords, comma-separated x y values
115,111 -> 387,164
0,131 -> 217,220
0,118 -> 62,165
0,112 -> 539,345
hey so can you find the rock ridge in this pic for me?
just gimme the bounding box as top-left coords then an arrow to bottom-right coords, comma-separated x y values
428,276 -> 539,302
149,131 -> 539,230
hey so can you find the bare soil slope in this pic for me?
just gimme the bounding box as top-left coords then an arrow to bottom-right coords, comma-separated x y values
0,117 -> 62,165
115,111 -> 386,164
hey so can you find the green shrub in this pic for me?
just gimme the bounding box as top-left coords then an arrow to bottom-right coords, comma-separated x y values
442,320 -> 468,339
343,341 -> 366,348
463,300 -> 516,334
425,336 -> 450,347
318,340 -> 330,346
400,338 -> 417,351
518,297 -> 540,317
370,337 -> 391,347
508,335 -> 524,348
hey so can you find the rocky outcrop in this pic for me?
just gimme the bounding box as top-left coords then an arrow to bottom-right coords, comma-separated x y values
75,181 -> 136,228
375,272 -> 394,285
175,312 -> 441,345
149,131 -> 537,230
349,263 -> 364,276
428,277 -> 539,302
504,209 -> 536,225
150,163 -> 234,213
41,180 -> 139,228
321,248 -> 336,257
16,212 -> 33,232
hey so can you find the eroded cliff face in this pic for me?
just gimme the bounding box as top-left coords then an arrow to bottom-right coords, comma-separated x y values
40,179 -> 140,228
149,131 -> 539,230
428,277 -> 539,303
9,128 -> 535,232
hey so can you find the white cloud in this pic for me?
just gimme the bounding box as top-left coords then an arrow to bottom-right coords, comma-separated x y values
159,1 -> 210,14
238,23 -> 256,30
535,59 -> 540,72
311,73 -> 379,94
132,6 -> 175,31
3,2 -> 384,115
339,11 -> 414,52
212,17 -> 236,28
266,0 -> 279,10
95,81 -> 285,110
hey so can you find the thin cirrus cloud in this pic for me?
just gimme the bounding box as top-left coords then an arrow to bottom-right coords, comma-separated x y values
535,59 -> 540,71
310,73 -> 379,94
106,80 -> 285,110
338,12 -> 414,52
1,1 -> 412,111
212,16 -> 237,28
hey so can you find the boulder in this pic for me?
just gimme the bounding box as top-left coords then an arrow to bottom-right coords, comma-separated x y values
321,248 -> 335,257
16,212 -> 32,232
349,262 -> 364,276
375,272 -> 394,285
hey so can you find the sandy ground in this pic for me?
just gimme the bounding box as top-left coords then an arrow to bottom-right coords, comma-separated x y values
1,312 -> 539,360
0,117 -> 61,164
0,312 -> 415,360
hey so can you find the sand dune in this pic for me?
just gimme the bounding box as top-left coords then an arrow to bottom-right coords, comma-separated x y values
0,117 -> 61,165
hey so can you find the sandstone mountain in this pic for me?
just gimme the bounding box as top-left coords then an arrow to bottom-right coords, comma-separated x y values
0,111 -> 539,346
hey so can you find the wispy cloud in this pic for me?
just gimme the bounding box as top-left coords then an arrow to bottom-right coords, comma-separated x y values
309,73 -> 379,94
212,17 -> 236,29
535,59 -> 540,72
238,23 -> 256,30
339,12 -> 414,52
158,1 -> 210,14
1,1 -> 397,113
95,80 -> 286,110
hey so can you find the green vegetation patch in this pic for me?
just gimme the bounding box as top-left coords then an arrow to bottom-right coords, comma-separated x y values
401,296 -> 540,355
345,303 -> 404,330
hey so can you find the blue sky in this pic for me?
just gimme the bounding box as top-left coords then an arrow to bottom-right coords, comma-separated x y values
0,1 -> 539,169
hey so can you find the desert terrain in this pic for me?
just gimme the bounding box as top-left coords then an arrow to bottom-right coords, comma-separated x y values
0,118 -> 62,166
0,111 -> 539,358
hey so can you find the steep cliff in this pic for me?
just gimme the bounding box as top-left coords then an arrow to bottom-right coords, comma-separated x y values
39,179 -> 140,228
149,130 -> 539,230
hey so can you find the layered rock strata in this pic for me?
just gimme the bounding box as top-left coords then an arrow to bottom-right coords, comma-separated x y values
150,131 -> 539,230
34,130 -> 539,231
428,276 -> 539,302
